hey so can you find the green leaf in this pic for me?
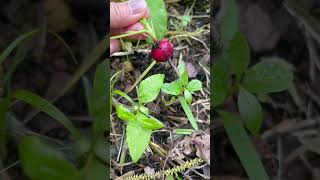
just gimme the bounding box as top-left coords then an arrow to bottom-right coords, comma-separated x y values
219,0 -> 239,43
3,45 -> 26,90
91,60 -> 108,136
0,29 -> 40,65
228,32 -> 250,77
238,87 -> 262,135
219,111 -> 269,180
179,97 -> 198,130
19,137 -> 80,180
161,80 -> 181,95
178,60 -> 189,86
186,80 -> 202,93
126,121 -> 152,162
0,97 -> 10,158
184,89 -> 192,105
81,156 -> 107,180
13,90 -> 80,139
115,104 -> 134,121
178,59 -> 187,77
242,59 -> 294,93
174,129 -> 195,135
113,90 -> 133,104
146,0 -> 168,40
139,106 -> 150,115
212,53 -> 231,106
93,135 -> 108,163
178,71 -> 189,86
138,74 -> 164,104
136,112 -> 164,130
180,15 -> 191,27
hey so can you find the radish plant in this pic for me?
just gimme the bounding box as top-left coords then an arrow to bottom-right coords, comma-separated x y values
161,59 -> 202,130
114,74 -> 165,162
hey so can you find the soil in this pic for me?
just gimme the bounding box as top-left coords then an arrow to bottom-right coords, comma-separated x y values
110,0 -> 210,179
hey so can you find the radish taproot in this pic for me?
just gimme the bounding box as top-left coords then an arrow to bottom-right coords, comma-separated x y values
151,39 -> 173,62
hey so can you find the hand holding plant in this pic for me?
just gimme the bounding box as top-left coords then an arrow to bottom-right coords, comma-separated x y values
110,0 -> 150,54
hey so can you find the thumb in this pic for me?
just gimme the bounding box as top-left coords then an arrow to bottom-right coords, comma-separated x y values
110,0 -> 148,29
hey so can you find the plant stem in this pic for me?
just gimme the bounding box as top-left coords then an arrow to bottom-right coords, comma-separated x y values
126,60 -> 157,93
111,30 -> 148,40
119,140 -> 128,165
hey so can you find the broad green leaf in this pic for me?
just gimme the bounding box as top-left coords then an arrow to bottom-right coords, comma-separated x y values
178,71 -> 189,86
91,60 -> 108,136
81,156 -> 107,180
184,89 -> 192,105
228,32 -> 250,77
212,53 -> 231,106
126,121 -> 152,162
174,129 -> 195,135
146,0 -> 167,40
242,59 -> 294,93
238,87 -> 262,135
115,104 -> 134,121
19,137 -> 80,180
13,90 -> 80,139
219,0 -> 239,43
186,80 -> 202,93
139,106 -> 150,115
136,112 -> 164,130
219,111 -> 269,180
0,29 -> 40,65
179,97 -> 198,130
161,80 -> 181,95
138,74 -> 164,104
0,97 -> 10,158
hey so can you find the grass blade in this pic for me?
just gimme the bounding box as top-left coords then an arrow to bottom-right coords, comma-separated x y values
179,96 -> 198,130
13,90 -> 80,139
219,111 -> 269,180
0,29 -> 40,65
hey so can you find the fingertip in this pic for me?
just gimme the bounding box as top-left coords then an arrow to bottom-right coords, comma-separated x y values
110,40 -> 120,56
145,9 -> 150,19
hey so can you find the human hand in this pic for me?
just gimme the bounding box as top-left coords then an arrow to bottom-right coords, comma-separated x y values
110,0 -> 150,55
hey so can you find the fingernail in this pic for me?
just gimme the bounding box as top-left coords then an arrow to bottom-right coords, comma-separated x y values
128,0 -> 147,14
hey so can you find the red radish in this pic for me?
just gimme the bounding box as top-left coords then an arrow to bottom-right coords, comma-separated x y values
151,39 -> 173,62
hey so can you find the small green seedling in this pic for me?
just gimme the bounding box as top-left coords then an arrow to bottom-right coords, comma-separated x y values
161,60 -> 202,130
114,74 -> 165,162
